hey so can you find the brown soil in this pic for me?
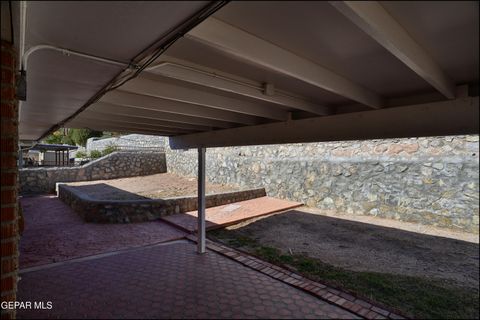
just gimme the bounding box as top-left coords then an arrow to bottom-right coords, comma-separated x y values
225,207 -> 479,289
65,173 -> 240,200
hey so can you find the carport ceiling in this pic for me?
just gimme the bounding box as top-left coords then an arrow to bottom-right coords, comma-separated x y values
18,1 -> 479,147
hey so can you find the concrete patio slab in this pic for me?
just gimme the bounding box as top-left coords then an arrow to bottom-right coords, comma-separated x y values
17,241 -> 358,319
160,196 -> 302,232
19,195 -> 187,268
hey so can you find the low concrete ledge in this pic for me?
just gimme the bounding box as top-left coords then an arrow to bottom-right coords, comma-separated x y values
57,183 -> 266,223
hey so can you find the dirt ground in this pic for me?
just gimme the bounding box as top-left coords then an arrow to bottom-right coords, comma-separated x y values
65,173 -> 239,200
300,207 -> 479,244
225,208 -> 479,289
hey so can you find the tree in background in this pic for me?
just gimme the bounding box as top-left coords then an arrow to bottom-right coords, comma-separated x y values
101,131 -> 122,138
44,128 -> 75,145
43,128 -> 103,146
44,130 -> 64,144
69,128 -> 103,146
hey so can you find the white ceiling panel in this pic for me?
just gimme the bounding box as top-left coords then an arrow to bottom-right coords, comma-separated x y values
19,1 -> 212,140
16,1 -> 478,146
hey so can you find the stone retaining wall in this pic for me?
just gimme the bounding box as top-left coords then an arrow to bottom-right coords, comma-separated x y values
57,184 -> 266,223
165,135 -> 479,233
86,134 -> 165,152
20,151 -> 166,194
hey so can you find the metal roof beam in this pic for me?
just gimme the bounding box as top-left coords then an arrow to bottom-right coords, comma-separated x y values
331,1 -> 456,99
66,120 -> 179,136
170,96 -> 478,149
74,116 -> 200,133
77,110 -> 212,131
87,102 -> 237,129
146,60 -> 331,115
120,76 -> 289,121
186,17 -> 384,108
68,117 -> 193,134
101,90 -> 261,125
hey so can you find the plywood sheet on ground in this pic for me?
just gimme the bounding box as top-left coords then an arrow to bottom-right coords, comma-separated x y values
160,196 -> 302,232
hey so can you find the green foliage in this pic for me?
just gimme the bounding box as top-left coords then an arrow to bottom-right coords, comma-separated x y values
44,131 -> 65,144
70,129 -> 103,147
62,130 -> 75,145
101,132 -> 122,138
44,130 -> 71,145
89,150 -> 102,159
44,128 -> 102,146
101,144 -> 119,156
75,151 -> 87,159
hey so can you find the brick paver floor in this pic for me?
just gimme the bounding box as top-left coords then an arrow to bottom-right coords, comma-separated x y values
17,195 -> 400,318
17,241 -> 358,319
20,195 -> 186,268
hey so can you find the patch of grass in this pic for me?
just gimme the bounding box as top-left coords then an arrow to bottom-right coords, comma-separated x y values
75,150 -> 87,159
89,150 -> 102,159
209,228 -> 479,319
101,144 -> 119,156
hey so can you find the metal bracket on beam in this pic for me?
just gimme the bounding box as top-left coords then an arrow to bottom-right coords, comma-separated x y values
263,83 -> 275,96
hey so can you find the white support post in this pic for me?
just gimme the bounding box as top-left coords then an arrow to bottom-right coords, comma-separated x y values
197,147 -> 206,254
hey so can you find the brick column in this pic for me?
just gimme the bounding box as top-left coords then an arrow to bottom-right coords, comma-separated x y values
1,40 -> 19,320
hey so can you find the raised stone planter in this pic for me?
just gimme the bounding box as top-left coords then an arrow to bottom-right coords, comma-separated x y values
57,183 -> 266,223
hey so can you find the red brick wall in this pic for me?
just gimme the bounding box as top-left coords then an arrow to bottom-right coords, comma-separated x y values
1,40 -> 19,320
